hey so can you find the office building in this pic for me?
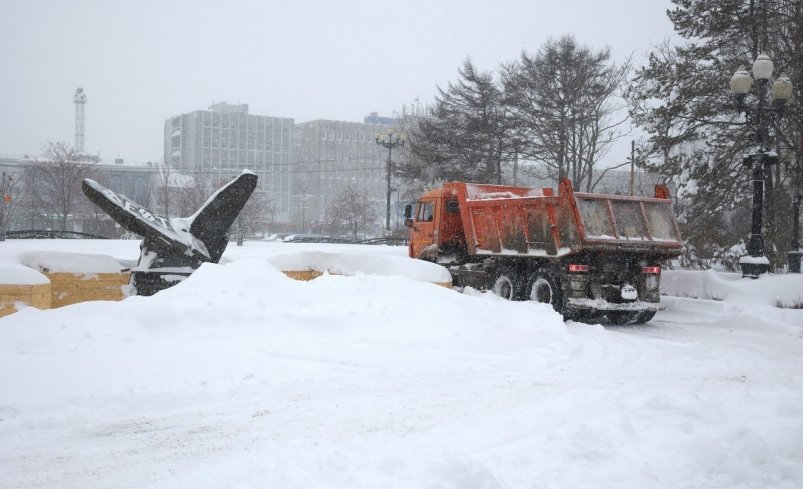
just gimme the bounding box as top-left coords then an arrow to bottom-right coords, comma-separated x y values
164,102 -> 294,220
292,115 -> 397,233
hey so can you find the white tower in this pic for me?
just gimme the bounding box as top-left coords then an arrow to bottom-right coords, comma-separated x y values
73,87 -> 87,154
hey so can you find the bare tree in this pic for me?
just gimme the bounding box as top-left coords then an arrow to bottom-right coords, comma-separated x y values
152,162 -> 174,217
173,171 -> 217,218
323,186 -> 378,240
25,142 -> 96,231
0,171 -> 21,240
502,35 -> 632,191
230,189 -> 273,245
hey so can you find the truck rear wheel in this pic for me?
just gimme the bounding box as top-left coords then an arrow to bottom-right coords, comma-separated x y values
490,266 -> 522,300
526,270 -> 564,314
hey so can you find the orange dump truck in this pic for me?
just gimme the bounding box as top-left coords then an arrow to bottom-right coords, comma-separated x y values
403,178 -> 683,324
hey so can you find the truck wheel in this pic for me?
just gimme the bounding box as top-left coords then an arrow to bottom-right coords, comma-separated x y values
526,270 -> 564,314
490,266 -> 522,300
634,310 -> 657,324
606,311 -> 639,325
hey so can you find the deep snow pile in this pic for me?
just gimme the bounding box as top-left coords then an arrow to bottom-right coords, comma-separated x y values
662,268 -> 803,308
0,240 -> 802,488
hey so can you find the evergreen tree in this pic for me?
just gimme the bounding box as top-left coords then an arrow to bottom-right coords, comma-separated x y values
403,58 -> 511,184
626,0 -> 802,270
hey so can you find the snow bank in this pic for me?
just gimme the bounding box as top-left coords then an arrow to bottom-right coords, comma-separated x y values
266,250 -> 452,283
0,263 -> 49,285
0,258 -> 566,407
1,240 -> 802,489
0,239 -> 141,268
662,269 -> 803,308
19,251 -> 126,274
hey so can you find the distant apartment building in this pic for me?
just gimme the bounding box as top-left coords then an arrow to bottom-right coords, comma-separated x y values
292,115 -> 398,232
164,102 -> 294,220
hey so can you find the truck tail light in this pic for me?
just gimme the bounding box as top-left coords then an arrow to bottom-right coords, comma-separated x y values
568,264 -> 588,273
641,266 -> 661,274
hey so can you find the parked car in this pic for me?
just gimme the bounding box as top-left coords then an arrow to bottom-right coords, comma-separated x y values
282,234 -> 357,244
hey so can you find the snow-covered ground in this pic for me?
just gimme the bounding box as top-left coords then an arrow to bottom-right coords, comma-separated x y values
1,240 -> 802,488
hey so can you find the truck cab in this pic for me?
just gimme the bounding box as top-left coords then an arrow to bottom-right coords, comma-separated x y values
407,187 -> 467,262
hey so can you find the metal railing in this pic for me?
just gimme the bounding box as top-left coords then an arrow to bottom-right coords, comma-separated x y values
3,230 -> 111,239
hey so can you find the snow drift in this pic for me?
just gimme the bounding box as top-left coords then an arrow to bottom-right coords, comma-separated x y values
0,240 -> 802,488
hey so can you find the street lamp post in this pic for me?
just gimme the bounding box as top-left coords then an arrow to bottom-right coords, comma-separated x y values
395,188 -> 401,231
375,130 -> 407,237
729,53 -> 794,277
790,192 -> 802,273
389,187 -> 400,231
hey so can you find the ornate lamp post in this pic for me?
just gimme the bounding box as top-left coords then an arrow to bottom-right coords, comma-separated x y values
375,130 -> 407,236
791,192 -> 802,273
729,53 -> 794,277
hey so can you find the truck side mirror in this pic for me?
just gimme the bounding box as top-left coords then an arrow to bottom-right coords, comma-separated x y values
403,204 -> 413,227
445,199 -> 459,214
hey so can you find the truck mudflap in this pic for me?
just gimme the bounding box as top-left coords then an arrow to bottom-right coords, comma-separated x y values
566,298 -> 664,312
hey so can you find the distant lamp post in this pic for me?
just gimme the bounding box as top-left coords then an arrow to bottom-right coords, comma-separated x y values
376,130 -> 407,236
729,53 -> 794,277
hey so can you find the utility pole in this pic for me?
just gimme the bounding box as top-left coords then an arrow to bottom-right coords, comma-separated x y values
629,140 -> 635,196
375,130 -> 407,237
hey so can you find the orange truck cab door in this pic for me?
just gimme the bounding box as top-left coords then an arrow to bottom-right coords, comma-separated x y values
409,198 -> 438,260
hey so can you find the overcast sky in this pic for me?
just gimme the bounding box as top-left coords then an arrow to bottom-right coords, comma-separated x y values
1,0 -> 675,164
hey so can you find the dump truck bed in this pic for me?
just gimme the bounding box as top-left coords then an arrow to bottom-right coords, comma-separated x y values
447,179 -> 682,260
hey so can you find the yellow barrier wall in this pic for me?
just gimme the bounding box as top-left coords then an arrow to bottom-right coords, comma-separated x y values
0,283 -> 52,317
45,273 -> 131,308
1,268 -> 451,318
